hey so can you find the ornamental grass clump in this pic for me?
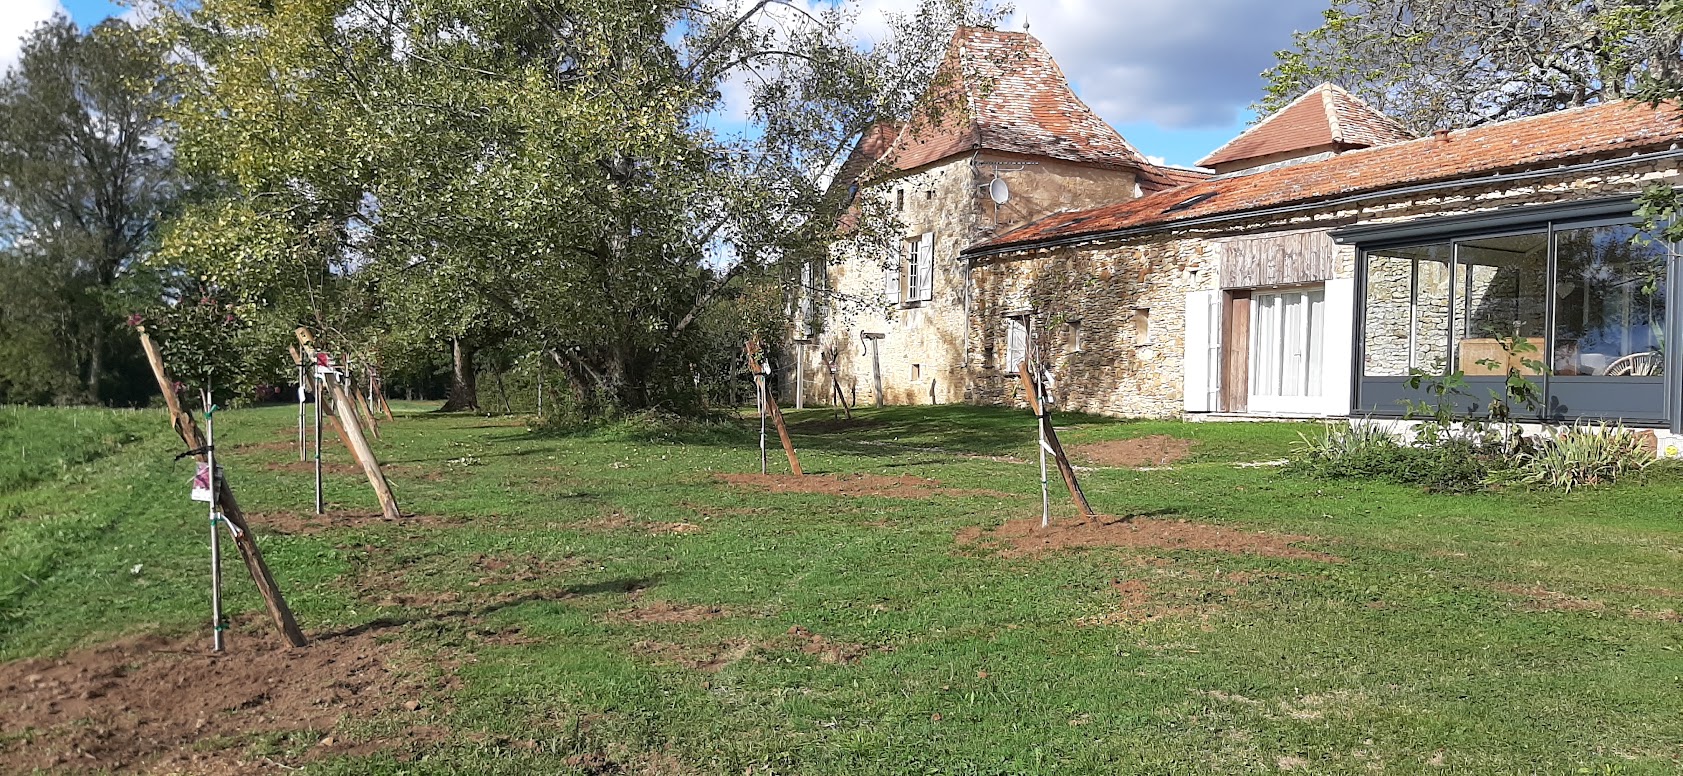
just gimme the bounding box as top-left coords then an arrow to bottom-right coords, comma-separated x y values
1288,421 -> 1497,493
1509,422 -> 1654,492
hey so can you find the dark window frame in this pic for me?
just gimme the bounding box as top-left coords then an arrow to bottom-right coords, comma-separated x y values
1352,212 -> 1680,429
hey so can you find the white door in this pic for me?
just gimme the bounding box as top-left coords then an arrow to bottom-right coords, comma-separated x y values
1249,287 -> 1326,415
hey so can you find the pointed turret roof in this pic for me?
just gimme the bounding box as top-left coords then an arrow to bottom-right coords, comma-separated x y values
1198,83 -> 1414,172
870,27 -> 1152,174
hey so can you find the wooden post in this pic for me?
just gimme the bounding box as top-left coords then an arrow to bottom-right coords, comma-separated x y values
343,363 -> 380,440
137,331 -> 308,648
373,365 -> 396,421
794,341 -> 805,410
746,339 -> 803,476
297,329 -> 402,520
1018,362 -> 1095,518
862,333 -> 885,408
823,349 -> 853,420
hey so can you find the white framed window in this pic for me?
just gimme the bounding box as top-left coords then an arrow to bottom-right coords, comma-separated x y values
1250,287 -> 1326,413
903,232 -> 934,303
1004,316 -> 1029,373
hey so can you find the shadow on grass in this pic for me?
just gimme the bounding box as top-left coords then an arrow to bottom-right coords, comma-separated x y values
316,576 -> 662,641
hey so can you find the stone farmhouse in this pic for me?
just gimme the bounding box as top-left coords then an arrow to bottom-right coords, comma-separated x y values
794,26 -> 1683,434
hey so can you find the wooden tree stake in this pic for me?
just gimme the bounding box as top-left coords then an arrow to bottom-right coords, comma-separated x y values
372,365 -> 396,421
138,331 -> 308,648
746,339 -> 803,476
1018,362 -> 1095,518
823,349 -> 853,420
297,329 -> 402,520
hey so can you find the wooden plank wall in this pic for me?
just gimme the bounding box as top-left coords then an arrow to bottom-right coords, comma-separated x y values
1219,230 -> 1337,289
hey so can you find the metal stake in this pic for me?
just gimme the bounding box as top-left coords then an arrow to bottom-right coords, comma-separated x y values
1036,385 -> 1051,529
204,387 -> 225,653
296,363 -> 307,462
756,372 -> 768,474
313,370 -> 324,515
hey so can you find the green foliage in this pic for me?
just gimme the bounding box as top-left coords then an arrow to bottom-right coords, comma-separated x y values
155,0 -> 1002,416
1506,422 -> 1656,492
1262,1 -> 1683,133
0,15 -> 177,405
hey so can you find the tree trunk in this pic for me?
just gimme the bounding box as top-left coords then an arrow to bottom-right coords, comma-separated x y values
86,323 -> 103,403
442,337 -> 479,411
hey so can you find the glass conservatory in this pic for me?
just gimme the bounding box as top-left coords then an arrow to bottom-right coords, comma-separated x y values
1343,198 -> 1682,428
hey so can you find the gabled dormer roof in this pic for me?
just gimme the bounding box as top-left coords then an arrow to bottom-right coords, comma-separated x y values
872,26 -> 1151,174
1197,83 -> 1414,172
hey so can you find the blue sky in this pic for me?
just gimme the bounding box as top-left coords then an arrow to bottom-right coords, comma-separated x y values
65,0 -> 124,22
41,0 -> 1327,168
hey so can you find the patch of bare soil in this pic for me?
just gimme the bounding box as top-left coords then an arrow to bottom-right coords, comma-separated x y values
785,625 -> 879,665
1077,579 -> 1211,626
1071,435 -> 1195,468
0,625 -> 437,774
717,472 -> 1015,500
245,510 -> 469,536
956,514 -> 1342,562
606,599 -> 730,625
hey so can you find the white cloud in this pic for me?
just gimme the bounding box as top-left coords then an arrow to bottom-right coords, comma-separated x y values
702,0 -> 1330,142
1005,0 -> 1329,129
0,0 -> 63,74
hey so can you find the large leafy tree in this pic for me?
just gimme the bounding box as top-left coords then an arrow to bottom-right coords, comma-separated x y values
1261,0 -> 1683,134
0,16 -> 176,404
157,0 -> 996,415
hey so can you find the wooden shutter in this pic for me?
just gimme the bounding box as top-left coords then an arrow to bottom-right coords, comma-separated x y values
884,252 -> 901,304
1319,278 -> 1356,416
917,233 -> 935,301
1184,290 -> 1219,412
1005,318 -> 1026,373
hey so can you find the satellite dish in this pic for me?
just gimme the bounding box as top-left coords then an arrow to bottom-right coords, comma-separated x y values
988,175 -> 1010,205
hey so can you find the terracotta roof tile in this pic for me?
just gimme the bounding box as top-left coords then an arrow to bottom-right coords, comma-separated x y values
970,101 -> 1683,255
875,27 -> 1150,173
1139,164 -> 1214,192
1198,83 -> 1414,170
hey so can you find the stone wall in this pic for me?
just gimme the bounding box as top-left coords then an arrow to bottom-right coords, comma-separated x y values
967,239 -> 1215,417
966,155 -> 1683,418
795,153 -> 1138,407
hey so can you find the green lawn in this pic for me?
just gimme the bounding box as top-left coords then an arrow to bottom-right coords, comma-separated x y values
2,402 -> 1682,774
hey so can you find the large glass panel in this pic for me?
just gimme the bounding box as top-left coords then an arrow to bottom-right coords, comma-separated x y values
1453,232 -> 1548,375
1363,244 -> 1451,376
1252,288 -> 1325,398
1552,224 -> 1668,377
